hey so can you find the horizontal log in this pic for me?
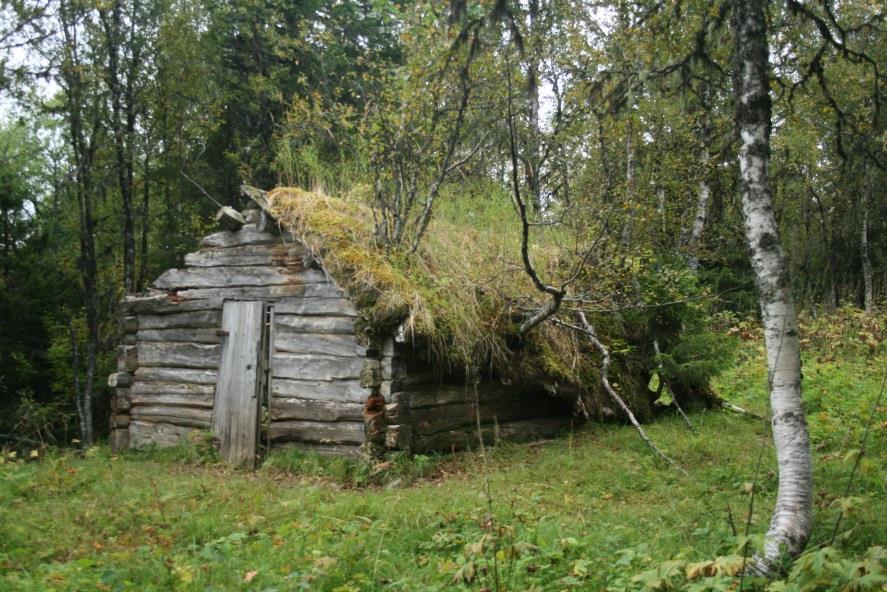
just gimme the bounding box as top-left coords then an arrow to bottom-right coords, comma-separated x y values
154,266 -> 320,290
138,328 -> 222,344
200,224 -> 288,248
270,398 -> 364,422
130,415 -> 210,430
270,441 -> 362,458
275,315 -> 355,335
266,420 -> 365,445
274,297 -> 357,317
131,405 -> 212,425
393,383 -> 531,409
138,342 -> 221,369
175,283 -> 342,300
123,334 -> 137,345
124,294 -> 223,314
135,367 -> 218,384
139,310 -> 221,330
271,378 -> 369,403
129,421 -> 197,448
274,333 -> 366,357
411,417 -> 572,454
108,372 -> 132,388
131,381 -> 215,397
410,397 -> 561,436
271,353 -> 363,381
129,393 -> 214,408
184,244 -> 308,268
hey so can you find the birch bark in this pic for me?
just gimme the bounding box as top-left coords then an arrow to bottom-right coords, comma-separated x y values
732,0 -> 812,576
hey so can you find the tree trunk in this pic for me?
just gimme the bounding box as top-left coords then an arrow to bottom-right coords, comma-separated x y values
60,0 -> 100,446
732,0 -> 812,577
861,166 -> 874,313
687,102 -> 712,269
138,149 -> 150,292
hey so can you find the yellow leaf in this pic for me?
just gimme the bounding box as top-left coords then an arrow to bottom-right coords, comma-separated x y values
243,570 -> 258,583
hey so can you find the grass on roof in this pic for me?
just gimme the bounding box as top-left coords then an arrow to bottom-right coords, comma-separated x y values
266,186 -> 582,380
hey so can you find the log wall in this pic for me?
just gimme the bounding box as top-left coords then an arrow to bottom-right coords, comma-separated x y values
108,204 -> 575,460
113,215 -> 369,454
382,347 -> 575,454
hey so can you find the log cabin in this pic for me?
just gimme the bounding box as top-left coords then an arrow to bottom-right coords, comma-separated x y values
108,187 -> 576,466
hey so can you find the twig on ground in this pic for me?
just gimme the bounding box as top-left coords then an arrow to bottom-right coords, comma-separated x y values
555,314 -> 688,475
653,338 -> 695,432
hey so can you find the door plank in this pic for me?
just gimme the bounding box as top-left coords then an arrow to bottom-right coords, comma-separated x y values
213,301 -> 264,467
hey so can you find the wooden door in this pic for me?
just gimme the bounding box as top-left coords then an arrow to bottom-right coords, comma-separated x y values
213,300 -> 265,467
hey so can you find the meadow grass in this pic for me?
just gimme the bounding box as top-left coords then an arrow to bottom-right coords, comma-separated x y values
1,337 -> 884,591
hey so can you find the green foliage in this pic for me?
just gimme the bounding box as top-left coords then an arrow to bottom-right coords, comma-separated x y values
263,448 -> 440,488
1,329 -> 883,590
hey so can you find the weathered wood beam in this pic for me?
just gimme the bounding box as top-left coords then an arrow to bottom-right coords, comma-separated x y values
131,381 -> 215,397
274,333 -> 366,357
270,398 -> 364,422
175,283 -> 341,300
130,405 -> 212,427
270,378 -> 369,403
153,266 -> 320,290
184,244 -> 308,268
124,294 -> 223,314
274,315 -> 355,335
215,206 -> 246,232
269,441 -> 363,458
129,392 -> 214,408
138,342 -> 221,369
410,417 -> 571,453
271,354 -> 363,381
201,224 -> 287,248
138,328 -> 222,344
139,310 -> 221,330
129,421 -> 197,448
410,398 -> 561,436
274,298 -> 357,317
135,367 -> 218,384
265,420 -> 365,444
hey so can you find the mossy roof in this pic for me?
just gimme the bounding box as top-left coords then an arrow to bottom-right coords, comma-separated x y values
262,187 -> 587,385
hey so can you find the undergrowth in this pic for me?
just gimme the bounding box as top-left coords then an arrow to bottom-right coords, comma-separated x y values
1,312 -> 884,591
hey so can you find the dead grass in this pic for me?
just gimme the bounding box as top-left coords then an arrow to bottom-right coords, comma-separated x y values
266,187 -> 584,381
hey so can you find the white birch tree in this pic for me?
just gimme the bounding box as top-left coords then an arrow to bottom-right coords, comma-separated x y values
732,0 -> 813,577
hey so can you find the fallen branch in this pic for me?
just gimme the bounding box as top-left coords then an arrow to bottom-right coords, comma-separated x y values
566,314 -> 688,475
653,338 -> 695,433
717,399 -> 765,421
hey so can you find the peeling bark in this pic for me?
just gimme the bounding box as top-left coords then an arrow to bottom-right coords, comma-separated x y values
732,0 -> 812,576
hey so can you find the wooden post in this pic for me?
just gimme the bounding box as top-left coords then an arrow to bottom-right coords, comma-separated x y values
361,359 -> 386,459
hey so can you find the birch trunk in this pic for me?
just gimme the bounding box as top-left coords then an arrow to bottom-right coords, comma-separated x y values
733,0 -> 812,576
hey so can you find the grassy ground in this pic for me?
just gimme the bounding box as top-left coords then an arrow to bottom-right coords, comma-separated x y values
1,335 -> 884,591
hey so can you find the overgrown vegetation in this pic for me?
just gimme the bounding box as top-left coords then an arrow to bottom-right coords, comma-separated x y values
269,186 -> 732,418
2,323 -> 884,591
